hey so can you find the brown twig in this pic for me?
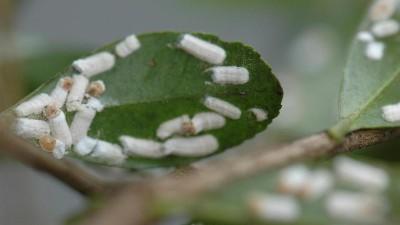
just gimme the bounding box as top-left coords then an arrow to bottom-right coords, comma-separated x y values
79,128 -> 400,225
0,123 -> 110,196
78,185 -> 154,225
157,128 -> 400,197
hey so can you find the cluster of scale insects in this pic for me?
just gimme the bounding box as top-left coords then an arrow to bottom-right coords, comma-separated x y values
248,156 -> 390,224
13,33 -> 268,164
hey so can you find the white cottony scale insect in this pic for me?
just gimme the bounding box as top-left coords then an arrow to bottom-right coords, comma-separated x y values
249,108 -> 268,122
357,31 -> 375,43
50,77 -> 73,109
87,80 -> 106,97
70,106 -> 97,144
371,19 -> 400,37
365,41 -> 385,60
39,135 -> 66,159
208,66 -> 249,85
156,115 -> 191,140
52,140 -> 66,159
178,34 -> 226,65
203,96 -> 241,120
325,191 -> 388,224
277,164 -> 310,196
74,136 -> 97,156
66,75 -> 89,112
76,137 -> 126,165
70,98 -> 103,144
248,193 -> 300,223
91,141 -> 126,165
72,52 -> 115,77
369,0 -> 397,22
382,102 -> 400,122
302,169 -> 333,200
164,134 -> 219,157
45,104 -> 72,148
86,97 -> 105,112
115,34 -> 141,58
119,136 -> 164,158
333,156 -> 389,192
14,93 -> 52,117
278,165 -> 333,200
14,118 -> 50,139
192,112 -> 226,134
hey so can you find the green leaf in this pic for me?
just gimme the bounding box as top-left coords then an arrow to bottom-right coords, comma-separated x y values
330,8 -> 400,138
8,32 -> 282,169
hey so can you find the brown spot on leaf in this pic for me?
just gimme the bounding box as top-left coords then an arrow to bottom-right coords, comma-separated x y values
148,59 -> 156,67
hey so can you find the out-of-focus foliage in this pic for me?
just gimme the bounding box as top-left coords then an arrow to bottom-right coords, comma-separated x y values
192,0 -> 366,36
158,157 -> 399,225
21,49 -> 86,94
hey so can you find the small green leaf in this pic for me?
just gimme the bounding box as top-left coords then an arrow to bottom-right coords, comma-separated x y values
330,7 -> 400,139
9,32 -> 282,169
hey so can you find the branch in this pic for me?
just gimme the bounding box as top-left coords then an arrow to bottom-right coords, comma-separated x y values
78,186 -> 154,225
79,128 -> 400,225
158,128 -> 400,197
0,123 -> 110,196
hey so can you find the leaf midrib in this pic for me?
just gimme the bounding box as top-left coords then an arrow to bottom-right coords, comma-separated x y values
333,66 -> 400,137
103,93 -> 203,109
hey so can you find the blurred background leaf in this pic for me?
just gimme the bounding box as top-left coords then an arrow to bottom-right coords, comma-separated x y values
21,49 -> 86,94
155,157 -> 399,225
